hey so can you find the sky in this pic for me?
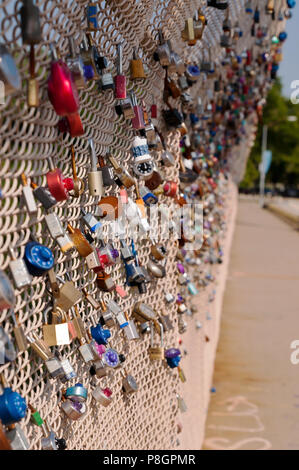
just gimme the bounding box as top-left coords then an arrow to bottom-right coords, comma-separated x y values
278,6 -> 299,98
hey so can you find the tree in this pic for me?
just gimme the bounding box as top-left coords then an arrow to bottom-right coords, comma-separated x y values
240,79 -> 299,189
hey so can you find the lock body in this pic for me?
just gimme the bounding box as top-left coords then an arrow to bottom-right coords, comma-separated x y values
48,58 -> 79,116
92,387 -> 112,406
6,424 -> 30,450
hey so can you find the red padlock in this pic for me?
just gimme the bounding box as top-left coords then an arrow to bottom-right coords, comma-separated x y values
114,44 -> 126,99
47,43 -> 79,116
163,181 -> 178,198
46,163 -> 74,202
58,113 -> 84,137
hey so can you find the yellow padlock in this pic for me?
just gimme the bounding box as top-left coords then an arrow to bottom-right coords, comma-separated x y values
130,48 -> 146,80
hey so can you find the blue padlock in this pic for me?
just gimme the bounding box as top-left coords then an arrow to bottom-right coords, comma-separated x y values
0,387 -> 27,425
186,65 -> 200,82
91,324 -> 111,345
87,3 -> 98,30
190,113 -> 199,125
24,241 -> 54,276
65,383 -> 88,402
287,0 -> 296,8
164,348 -> 181,369
278,31 -> 287,42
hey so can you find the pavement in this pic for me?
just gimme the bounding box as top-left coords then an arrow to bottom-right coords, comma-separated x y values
203,198 -> 299,450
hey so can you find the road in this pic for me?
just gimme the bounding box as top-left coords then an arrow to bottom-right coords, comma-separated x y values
203,198 -> 299,450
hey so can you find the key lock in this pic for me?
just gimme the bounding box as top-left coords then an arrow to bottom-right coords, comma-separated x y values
149,321 -> 164,360
121,369 -> 138,395
46,157 -> 74,202
0,269 -> 16,311
162,98 -> 184,130
193,8 -> 207,41
11,310 -> 28,352
0,44 -> 21,98
42,303 -> 73,347
67,146 -> 85,198
0,326 -> 17,363
132,302 -> 161,334
130,48 -> 146,80
8,246 -> 32,290
181,17 -> 196,46
28,403 -> 67,450
44,211 -> 74,255
66,37 -> 86,90
154,30 -> 171,67
114,43 -> 126,100
107,154 -> 135,189
47,43 -> 80,117
130,92 -> 145,131
47,269 -> 82,313
147,243 -> 167,279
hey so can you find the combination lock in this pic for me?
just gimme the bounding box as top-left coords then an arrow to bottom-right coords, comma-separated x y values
131,136 -> 155,178
24,242 -> 54,276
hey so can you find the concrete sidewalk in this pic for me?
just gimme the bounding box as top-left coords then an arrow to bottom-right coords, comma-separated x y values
203,198 -> 299,450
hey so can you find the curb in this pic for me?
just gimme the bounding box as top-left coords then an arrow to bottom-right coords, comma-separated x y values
265,203 -> 299,230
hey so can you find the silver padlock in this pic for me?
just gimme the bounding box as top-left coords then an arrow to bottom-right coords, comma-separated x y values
21,174 -> 37,215
122,372 -> 138,395
44,213 -> 74,254
0,270 -> 16,310
92,386 -> 112,407
78,341 -> 95,363
6,424 -> 30,450
45,356 -> 65,379
123,314 -> 139,340
66,37 -> 86,90
8,247 -> 32,289
81,208 -> 102,236
60,358 -> 77,382
106,300 -> 127,329
88,139 -> 104,197
85,248 -> 102,270
61,398 -> 86,420
91,359 -> 108,378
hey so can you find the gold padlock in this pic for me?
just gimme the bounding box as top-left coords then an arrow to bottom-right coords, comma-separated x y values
42,305 -> 71,347
181,18 -> 195,45
48,271 -> 82,312
194,9 -> 207,40
148,321 -> 164,360
71,305 -> 86,340
130,48 -> 146,80
27,45 -> 39,107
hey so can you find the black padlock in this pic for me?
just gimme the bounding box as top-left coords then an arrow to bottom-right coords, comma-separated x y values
162,109 -> 184,128
20,0 -> 42,45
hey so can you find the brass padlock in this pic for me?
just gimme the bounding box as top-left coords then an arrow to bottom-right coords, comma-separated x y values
181,18 -> 195,45
194,9 -> 207,40
148,321 -> 164,360
48,273 -> 82,312
71,305 -> 85,340
42,305 -> 71,347
130,48 -> 146,80
11,312 -> 28,352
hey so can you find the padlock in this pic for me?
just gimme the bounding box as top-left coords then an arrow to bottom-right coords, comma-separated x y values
8,247 -> 32,290
122,372 -> 138,395
154,30 -> 171,66
80,34 -> 101,80
139,186 -> 158,206
133,302 -> 157,324
31,182 -> 57,210
130,92 -> 145,130
47,43 -> 79,116
98,155 -> 115,187
106,300 -> 128,329
24,241 -> 54,276
165,76 -> 181,99
0,377 -> 27,426
87,2 -> 98,30
78,341 -> 95,363
66,37 -> 86,90
82,288 -> 100,311
0,45 -> 21,97
178,75 -> 189,91
148,322 -> 164,360
20,173 -> 37,215
46,158 -> 74,202
159,313 -> 173,331
20,0 -> 42,45
207,0 -> 228,9
49,273 -> 82,311
123,312 -> 139,340
163,180 -> 178,198
108,155 -> 135,189
27,332 -> 52,363
91,324 -> 111,345
81,208 -> 102,236
181,18 -> 195,45
60,358 -> 77,382
254,7 -> 260,23
58,112 -> 85,138
42,306 -> 71,347
114,43 -> 126,99
245,1 -> 253,13
130,48 -> 146,80
61,398 -> 86,420
131,136 -> 155,178
27,45 -> 39,107
92,387 -> 112,406
67,224 -> 93,258
88,138 -> 104,197
5,423 -> 30,450
65,383 -> 87,403
45,213 -> 74,254
96,272 -> 115,292
162,108 -> 184,128
164,348 -> 181,368
0,270 -> 15,310
40,421 -> 67,450
11,312 -> 28,352
144,171 -> 163,191
0,327 -> 17,363
194,9 -> 207,40
186,65 -> 200,82
85,249 -> 102,271
151,244 -> 167,261
99,69 -> 115,91
68,146 -> 85,198
44,356 -> 65,379
147,259 -> 166,278
96,244 -> 119,271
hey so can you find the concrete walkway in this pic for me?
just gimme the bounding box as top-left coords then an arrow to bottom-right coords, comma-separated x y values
203,198 -> 299,450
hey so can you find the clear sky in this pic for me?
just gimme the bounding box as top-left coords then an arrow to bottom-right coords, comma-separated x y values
278,7 -> 299,98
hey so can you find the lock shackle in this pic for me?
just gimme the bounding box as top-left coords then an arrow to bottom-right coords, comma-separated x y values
150,321 -> 163,347
116,43 -> 123,75
49,43 -> 58,62
68,37 -> 78,58
88,138 -> 97,171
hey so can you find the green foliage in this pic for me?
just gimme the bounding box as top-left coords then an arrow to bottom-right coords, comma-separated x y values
240,79 -> 299,189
